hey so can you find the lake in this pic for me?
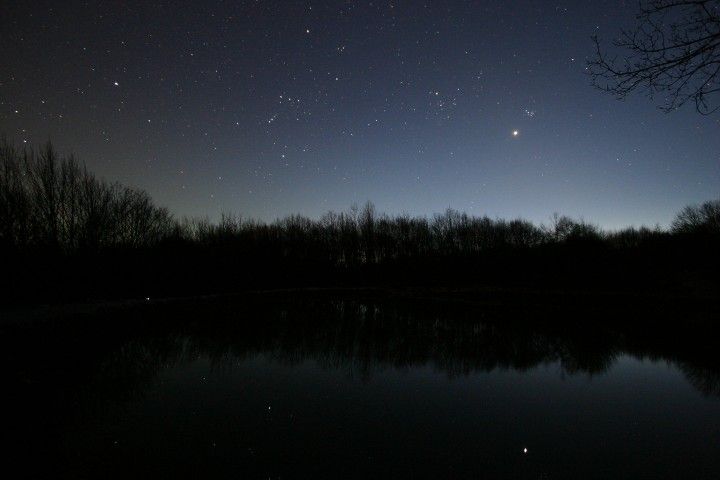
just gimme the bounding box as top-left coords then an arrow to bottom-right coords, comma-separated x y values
3,293 -> 720,479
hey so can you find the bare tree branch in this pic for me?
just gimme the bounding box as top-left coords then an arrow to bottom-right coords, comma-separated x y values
588,0 -> 720,114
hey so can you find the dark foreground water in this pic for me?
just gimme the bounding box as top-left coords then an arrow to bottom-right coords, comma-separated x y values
3,293 -> 720,479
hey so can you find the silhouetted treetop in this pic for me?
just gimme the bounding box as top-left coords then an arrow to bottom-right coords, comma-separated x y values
0,139 -> 175,251
671,198 -> 720,234
2,138 -> 719,303
589,0 -> 720,114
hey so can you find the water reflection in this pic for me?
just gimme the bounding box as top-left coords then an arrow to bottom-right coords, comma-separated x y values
3,294 -> 720,479
88,296 -> 720,394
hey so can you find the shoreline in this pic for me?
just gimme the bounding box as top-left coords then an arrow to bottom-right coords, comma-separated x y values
3,283 -> 717,326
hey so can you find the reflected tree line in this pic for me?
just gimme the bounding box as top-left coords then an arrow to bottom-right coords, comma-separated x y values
1,139 -> 719,302
5,295 -> 718,478
180,297 -> 720,396
7,295 -> 718,404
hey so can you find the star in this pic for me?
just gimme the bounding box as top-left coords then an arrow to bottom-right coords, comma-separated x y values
512,130 -> 519,137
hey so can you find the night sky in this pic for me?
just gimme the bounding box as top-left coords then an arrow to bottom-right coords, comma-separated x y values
1,0 -> 718,229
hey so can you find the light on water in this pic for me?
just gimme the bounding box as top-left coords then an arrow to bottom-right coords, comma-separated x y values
4,296 -> 720,479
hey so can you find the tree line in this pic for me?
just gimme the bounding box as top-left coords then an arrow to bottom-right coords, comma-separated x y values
0,140 -> 175,251
1,139 -> 718,302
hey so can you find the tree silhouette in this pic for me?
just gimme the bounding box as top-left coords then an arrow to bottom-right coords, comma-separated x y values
2,137 -> 719,303
0,139 -> 174,250
671,199 -> 720,234
589,0 -> 720,114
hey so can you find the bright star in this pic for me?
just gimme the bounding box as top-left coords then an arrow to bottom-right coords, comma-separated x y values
512,130 -> 519,137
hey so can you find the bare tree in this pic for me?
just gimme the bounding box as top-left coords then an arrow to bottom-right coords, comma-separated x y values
0,139 -> 176,251
588,1 -> 720,114
671,199 -> 720,234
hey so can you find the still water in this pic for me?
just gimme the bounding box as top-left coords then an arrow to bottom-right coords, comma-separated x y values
4,294 -> 720,478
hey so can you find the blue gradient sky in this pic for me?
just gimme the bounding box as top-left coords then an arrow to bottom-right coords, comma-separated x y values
1,0 -> 718,229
